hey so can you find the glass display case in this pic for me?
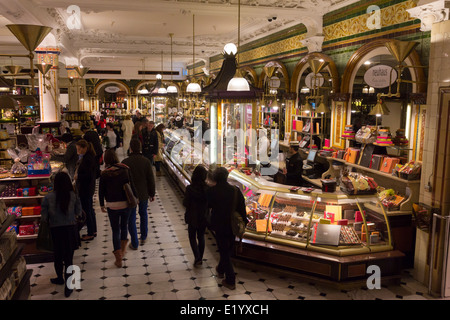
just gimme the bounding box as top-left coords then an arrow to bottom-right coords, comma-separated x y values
228,170 -> 393,257
152,96 -> 167,125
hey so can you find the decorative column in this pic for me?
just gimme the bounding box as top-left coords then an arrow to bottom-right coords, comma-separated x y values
35,47 -> 61,123
407,0 -> 449,31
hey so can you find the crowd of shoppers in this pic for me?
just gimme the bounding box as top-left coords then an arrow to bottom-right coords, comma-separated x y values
50,115 -> 247,298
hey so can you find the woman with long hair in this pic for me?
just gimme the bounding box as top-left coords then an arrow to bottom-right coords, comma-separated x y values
183,165 -> 209,266
74,139 -> 97,241
154,123 -> 165,176
99,148 -> 137,268
41,172 -> 82,297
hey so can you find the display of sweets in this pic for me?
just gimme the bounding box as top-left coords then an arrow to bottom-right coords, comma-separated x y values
10,160 -> 27,178
392,129 -> 409,146
0,167 -> 10,179
375,128 -> 393,145
342,125 -> 355,139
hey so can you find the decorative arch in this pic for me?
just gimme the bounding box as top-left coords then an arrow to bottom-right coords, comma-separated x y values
340,38 -> 426,94
290,52 -> 340,94
240,66 -> 258,87
95,79 -> 130,95
258,60 -> 290,92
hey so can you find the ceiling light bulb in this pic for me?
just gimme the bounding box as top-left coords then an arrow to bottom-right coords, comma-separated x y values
223,43 -> 238,55
364,61 -> 371,65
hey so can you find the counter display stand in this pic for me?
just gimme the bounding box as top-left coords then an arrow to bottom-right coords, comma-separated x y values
0,208 -> 32,300
162,129 -> 404,287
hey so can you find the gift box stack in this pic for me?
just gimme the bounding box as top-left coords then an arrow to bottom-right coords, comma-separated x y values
374,128 -> 393,145
392,129 -> 409,146
342,125 -> 355,139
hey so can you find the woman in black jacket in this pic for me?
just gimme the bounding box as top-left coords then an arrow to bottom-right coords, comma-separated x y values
99,148 -> 137,268
207,167 -> 247,290
183,165 -> 209,267
74,139 -> 97,241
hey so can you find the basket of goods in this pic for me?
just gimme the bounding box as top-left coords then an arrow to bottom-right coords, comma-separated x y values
10,159 -> 27,178
393,160 -> 422,180
355,126 -> 377,144
27,148 -> 51,177
0,167 -> 11,179
378,188 -> 405,211
340,170 -> 378,195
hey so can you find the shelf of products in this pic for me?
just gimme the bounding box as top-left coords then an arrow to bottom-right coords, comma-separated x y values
0,204 -> 31,300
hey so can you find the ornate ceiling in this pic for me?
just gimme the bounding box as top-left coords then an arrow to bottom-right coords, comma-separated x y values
0,0 -> 358,79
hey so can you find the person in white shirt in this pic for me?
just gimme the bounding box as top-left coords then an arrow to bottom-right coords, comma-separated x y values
105,123 -> 117,150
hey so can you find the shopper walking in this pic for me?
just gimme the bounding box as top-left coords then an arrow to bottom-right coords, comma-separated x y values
41,172 -> 82,298
74,139 -> 97,241
142,120 -> 158,164
99,148 -> 137,268
154,123 -> 165,176
207,167 -> 247,290
81,124 -> 103,179
60,133 -> 78,180
121,114 -> 134,156
183,165 -> 209,267
122,139 -> 155,249
104,122 -> 119,150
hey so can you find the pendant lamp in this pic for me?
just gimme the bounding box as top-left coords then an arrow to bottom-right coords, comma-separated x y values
186,14 -> 201,93
227,0 -> 250,91
157,51 -> 167,94
167,33 -> 178,94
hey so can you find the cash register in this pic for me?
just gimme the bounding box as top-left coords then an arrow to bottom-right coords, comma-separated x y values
302,149 -> 322,179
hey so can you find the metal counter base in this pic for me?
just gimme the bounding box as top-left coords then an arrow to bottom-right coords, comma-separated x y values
234,237 -> 405,290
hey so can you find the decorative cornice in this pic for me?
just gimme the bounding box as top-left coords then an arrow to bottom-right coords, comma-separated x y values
300,35 -> 325,53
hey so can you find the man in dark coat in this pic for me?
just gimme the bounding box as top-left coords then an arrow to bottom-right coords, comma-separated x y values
207,167 -> 247,290
141,120 -> 159,164
283,142 -> 305,187
122,139 -> 155,248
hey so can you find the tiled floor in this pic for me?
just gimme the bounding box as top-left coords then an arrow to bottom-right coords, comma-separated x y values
27,163 -> 437,300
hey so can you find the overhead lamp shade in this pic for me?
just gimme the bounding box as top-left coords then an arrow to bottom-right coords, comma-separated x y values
6,24 -> 52,52
227,69 -> 250,91
69,77 -> 75,85
4,65 -> 23,74
156,74 -> 162,80
35,63 -> 52,75
167,85 -> 178,93
138,88 -> 149,94
316,102 -> 330,114
75,66 -> 90,78
157,87 -> 167,94
224,43 -> 237,56
385,40 -> 419,64
271,99 -> 279,108
302,101 -> 313,113
186,82 -> 201,93
0,96 -> 19,108
369,101 -> 390,116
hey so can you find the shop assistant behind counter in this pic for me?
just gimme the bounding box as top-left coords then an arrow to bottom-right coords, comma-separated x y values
282,142 -> 305,187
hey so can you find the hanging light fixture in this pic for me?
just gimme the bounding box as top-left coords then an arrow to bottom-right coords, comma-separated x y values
167,33 -> 178,94
316,100 -> 330,114
302,101 -> 313,114
227,0 -> 250,91
157,50 -> 167,94
186,14 -> 202,93
138,58 -> 149,94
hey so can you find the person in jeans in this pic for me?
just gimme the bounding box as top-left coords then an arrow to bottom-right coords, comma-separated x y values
183,165 -> 209,267
207,167 -> 247,290
121,139 -> 155,249
99,148 -> 137,268
41,172 -> 82,298
154,123 -> 165,176
74,139 -> 97,241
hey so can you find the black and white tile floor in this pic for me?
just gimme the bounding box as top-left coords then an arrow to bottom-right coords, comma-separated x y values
27,166 -> 436,300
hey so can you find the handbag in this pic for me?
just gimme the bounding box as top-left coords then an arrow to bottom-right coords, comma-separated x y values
36,219 -> 53,253
123,182 -> 138,208
76,209 -> 87,231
